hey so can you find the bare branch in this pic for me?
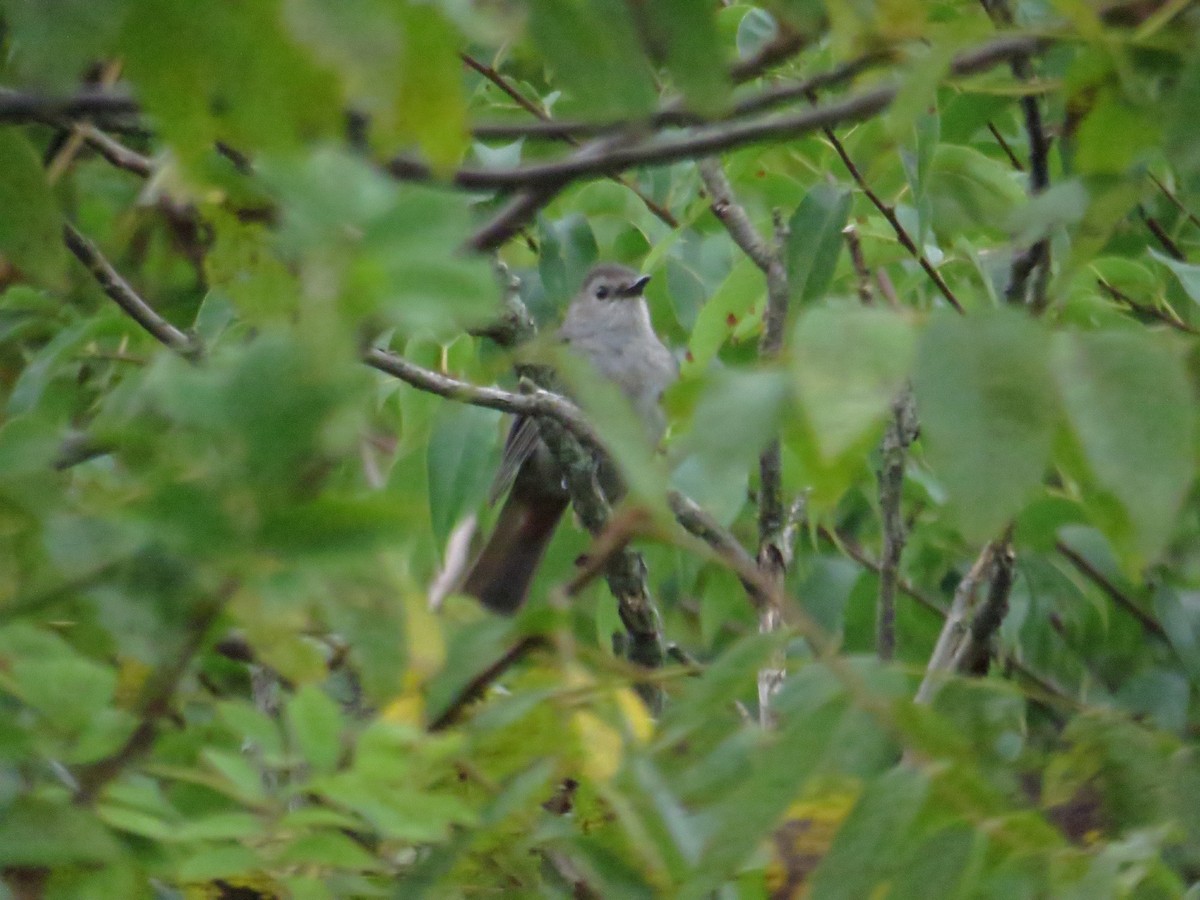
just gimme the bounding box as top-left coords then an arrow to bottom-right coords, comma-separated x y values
74,582 -> 232,804
951,539 -> 1016,675
821,123 -> 965,313
428,637 -> 545,732
390,35 -> 1043,196
1141,208 -> 1186,261
915,543 -> 998,704
472,52 -> 888,142
983,0 -> 1053,310
698,157 -> 774,271
697,156 -> 795,720
1055,540 -> 1167,640
876,389 -> 917,661
843,223 -> 874,305
822,526 -> 1075,706
1097,278 -> 1198,334
465,182 -> 568,254
63,223 -> 199,357
0,85 -> 139,122
461,52 -> 678,232
1148,171 -> 1200,232
363,347 -> 603,450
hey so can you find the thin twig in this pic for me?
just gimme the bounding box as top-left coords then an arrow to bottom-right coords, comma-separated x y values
987,122 -> 1025,171
364,347 -> 604,449
1055,540 -> 1167,639
472,52 -> 889,142
844,223 -> 874,305
951,537 -> 1015,675
915,543 -> 998,704
821,526 -> 1074,706
696,156 -> 793,720
876,389 -> 917,661
74,582 -> 233,804
428,637 -> 545,731
465,182 -> 568,254
63,223 -> 199,357
1096,278 -> 1197,334
821,123 -> 965,313
1148,171 -> 1200,232
74,123 -> 153,177
983,0 -> 1052,311
390,35 -> 1044,195
462,52 -> 679,231
0,85 -> 139,122
698,157 -> 774,270
1142,209 -> 1186,261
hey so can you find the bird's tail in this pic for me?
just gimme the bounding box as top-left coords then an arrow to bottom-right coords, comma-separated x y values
461,491 -> 568,614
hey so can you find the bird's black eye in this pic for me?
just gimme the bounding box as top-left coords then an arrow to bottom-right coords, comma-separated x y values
595,285 -> 610,299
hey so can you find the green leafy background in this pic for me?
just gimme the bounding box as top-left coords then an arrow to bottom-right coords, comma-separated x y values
1,0 -> 1200,896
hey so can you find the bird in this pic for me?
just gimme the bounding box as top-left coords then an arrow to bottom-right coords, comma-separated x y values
461,262 -> 677,613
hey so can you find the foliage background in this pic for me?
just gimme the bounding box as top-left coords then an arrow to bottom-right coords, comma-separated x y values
1,0 -> 1200,897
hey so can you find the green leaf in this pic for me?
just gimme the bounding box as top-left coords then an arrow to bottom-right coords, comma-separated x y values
349,184 -> 498,334
6,318 -> 100,416
1074,88 -> 1159,175
1007,179 -> 1089,246
641,1 -> 729,115
671,369 -> 788,525
1052,329 -> 1196,559
792,306 -> 915,459
120,0 -> 340,161
527,0 -> 657,119
175,843 -> 263,882
927,144 -> 1026,240
1,0 -> 127,87
0,797 -> 120,865
202,748 -> 269,804
683,256 -> 763,375
174,812 -> 266,843
1154,588 -> 1200,685
913,310 -> 1057,541
277,831 -> 382,869
428,401 -> 502,549
0,132 -> 64,285
1150,248 -> 1200,307
12,655 -> 117,733
809,768 -> 929,900
395,3 -> 469,170
785,185 -> 853,305
888,825 -> 980,900
287,684 -> 344,774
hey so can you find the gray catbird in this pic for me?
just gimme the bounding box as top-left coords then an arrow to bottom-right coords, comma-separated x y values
462,263 -> 677,613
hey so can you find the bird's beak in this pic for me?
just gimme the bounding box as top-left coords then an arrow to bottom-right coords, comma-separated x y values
621,274 -> 651,297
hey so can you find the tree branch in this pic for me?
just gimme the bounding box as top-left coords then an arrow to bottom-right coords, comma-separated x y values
1097,278 -> 1197,334
0,85 -> 139,122
951,538 -> 1015,675
471,52 -> 888,142
821,526 -> 1075,707
63,223 -> 199,357
1055,539 -> 1167,640
461,52 -> 678,232
821,122 -> 965,313
876,389 -> 917,661
74,582 -> 232,804
983,0 -> 1053,311
362,347 -> 603,450
915,542 -> 998,704
389,35 -> 1043,196
696,156 -> 795,719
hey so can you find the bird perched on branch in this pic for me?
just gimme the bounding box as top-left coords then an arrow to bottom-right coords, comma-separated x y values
462,263 -> 676,613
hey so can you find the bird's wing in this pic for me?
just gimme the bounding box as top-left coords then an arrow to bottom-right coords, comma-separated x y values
488,415 -> 541,504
